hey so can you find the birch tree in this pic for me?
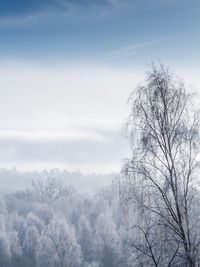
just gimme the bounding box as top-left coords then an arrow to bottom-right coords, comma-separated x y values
120,65 -> 200,266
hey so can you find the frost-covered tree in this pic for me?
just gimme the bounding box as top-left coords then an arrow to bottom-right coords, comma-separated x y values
120,65 -> 200,266
78,215 -> 94,263
37,219 -> 82,267
10,231 -> 22,267
31,177 -> 74,205
35,204 -> 54,225
95,210 -> 122,267
23,225 -> 39,267
0,232 -> 10,267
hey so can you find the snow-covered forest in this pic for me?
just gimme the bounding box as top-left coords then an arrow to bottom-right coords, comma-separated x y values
0,176 -> 128,267
0,0 -> 199,265
1,66 -> 200,267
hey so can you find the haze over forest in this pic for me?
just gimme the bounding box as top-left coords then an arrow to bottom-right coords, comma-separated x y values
0,0 -> 200,266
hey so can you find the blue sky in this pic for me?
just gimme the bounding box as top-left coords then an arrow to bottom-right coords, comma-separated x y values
0,0 -> 199,66
0,0 -> 199,173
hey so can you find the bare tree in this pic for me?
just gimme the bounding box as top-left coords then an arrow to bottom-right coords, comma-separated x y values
120,65 -> 200,266
31,177 -> 74,205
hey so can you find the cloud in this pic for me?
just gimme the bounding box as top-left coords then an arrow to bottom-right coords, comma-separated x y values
0,0 -> 133,27
0,62 -> 141,172
0,63 -> 142,131
0,0 -> 198,27
0,129 -> 130,172
0,62 -> 199,172
96,37 -> 176,63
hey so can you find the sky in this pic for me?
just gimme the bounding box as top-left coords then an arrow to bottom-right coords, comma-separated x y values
0,0 -> 200,173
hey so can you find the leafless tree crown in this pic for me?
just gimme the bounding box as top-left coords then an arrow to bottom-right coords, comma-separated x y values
120,65 -> 200,267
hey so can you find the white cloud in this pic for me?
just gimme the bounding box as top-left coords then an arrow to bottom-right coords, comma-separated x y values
0,62 -> 138,172
0,63 -> 143,132
0,0 -> 133,28
96,37 -> 176,63
0,128 -> 130,172
0,62 -> 199,172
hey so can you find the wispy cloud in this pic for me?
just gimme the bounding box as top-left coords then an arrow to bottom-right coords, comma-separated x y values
0,0 -> 133,27
0,11 -> 51,27
96,37 -> 176,63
